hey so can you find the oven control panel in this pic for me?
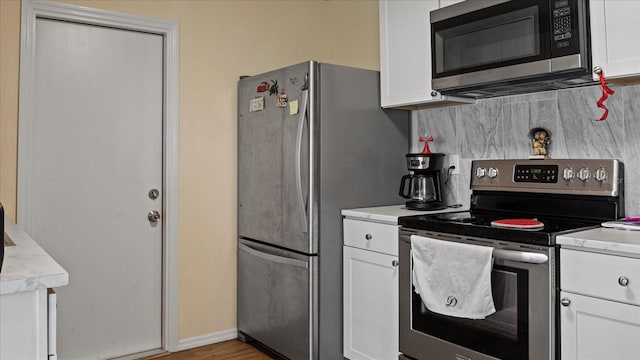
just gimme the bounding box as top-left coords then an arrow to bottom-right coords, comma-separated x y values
514,164 -> 558,183
471,159 -> 622,196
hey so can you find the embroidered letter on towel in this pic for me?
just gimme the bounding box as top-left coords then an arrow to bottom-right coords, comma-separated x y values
411,235 -> 496,319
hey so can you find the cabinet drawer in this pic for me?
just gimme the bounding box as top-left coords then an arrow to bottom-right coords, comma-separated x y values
343,219 -> 399,256
561,248 -> 640,306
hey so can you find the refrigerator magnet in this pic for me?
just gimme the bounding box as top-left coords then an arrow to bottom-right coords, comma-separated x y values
268,80 -> 279,95
256,81 -> 269,93
289,100 -> 299,115
276,90 -> 288,108
249,97 -> 265,112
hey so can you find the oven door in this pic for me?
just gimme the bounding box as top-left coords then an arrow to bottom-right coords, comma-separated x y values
430,0 -> 589,92
399,229 -> 556,360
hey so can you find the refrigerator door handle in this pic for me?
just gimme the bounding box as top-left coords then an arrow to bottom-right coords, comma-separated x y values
238,243 -> 308,269
295,89 -> 309,233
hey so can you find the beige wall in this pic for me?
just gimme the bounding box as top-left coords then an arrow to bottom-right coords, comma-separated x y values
0,0 -> 379,341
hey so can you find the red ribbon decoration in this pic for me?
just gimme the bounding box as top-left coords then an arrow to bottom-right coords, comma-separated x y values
596,71 -> 615,121
419,135 -> 434,154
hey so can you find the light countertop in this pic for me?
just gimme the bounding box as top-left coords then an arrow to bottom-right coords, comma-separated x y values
557,227 -> 640,256
341,204 -> 466,225
1,215 -> 69,295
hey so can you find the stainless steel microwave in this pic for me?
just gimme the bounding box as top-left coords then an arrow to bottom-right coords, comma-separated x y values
431,0 -> 594,98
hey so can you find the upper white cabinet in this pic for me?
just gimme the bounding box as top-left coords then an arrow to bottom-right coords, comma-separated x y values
379,0 -> 474,109
590,0 -> 640,81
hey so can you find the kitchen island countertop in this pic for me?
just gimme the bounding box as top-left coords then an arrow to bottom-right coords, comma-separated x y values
557,226 -> 640,256
1,215 -> 69,295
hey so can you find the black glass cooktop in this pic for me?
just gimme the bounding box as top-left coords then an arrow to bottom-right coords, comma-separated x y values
398,211 -> 602,246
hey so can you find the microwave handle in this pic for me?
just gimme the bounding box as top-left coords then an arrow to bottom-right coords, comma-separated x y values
493,249 -> 548,264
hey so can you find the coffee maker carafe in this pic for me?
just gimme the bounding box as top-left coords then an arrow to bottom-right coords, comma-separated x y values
399,153 -> 446,210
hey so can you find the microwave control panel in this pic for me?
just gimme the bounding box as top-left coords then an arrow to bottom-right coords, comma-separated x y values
552,0 -> 574,48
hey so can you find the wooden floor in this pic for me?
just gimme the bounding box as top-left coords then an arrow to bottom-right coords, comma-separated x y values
141,340 -> 277,360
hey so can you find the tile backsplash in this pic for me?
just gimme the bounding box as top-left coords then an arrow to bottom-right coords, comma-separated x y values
411,84 -> 640,215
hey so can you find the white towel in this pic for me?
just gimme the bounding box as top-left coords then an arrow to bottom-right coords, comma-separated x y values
411,235 -> 496,319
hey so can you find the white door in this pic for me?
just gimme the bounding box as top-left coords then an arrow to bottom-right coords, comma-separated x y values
22,18 -> 163,359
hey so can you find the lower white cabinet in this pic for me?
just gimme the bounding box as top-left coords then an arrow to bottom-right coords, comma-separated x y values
343,218 -> 399,360
0,287 -> 57,359
560,248 -> 640,360
560,291 -> 640,360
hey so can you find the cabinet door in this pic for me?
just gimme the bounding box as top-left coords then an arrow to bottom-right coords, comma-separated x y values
590,0 -> 640,80
343,246 -> 399,360
379,0 -> 438,108
560,291 -> 640,360
0,288 -> 49,360
379,0 -> 474,108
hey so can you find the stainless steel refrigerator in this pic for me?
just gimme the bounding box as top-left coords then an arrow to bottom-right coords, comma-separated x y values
237,61 -> 408,360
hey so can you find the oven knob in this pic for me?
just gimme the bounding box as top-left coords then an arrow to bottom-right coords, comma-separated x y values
594,167 -> 608,182
487,167 -> 499,179
563,167 -> 574,181
577,167 -> 590,182
476,167 -> 486,178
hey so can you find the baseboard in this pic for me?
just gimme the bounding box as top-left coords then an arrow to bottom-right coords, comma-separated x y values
176,328 -> 238,351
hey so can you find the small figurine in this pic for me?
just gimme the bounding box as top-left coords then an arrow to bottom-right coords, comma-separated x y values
419,134 -> 434,154
529,127 -> 550,158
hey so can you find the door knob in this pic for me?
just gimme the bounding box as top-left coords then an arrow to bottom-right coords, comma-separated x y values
392,260 -> 399,267
148,210 -> 161,223
561,298 -> 571,307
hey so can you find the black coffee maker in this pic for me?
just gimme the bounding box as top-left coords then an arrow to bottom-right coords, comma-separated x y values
399,153 -> 446,210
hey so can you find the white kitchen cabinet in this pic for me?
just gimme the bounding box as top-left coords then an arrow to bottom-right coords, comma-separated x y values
0,287 -> 58,359
559,248 -> 640,360
560,291 -> 640,360
379,0 -> 475,109
343,218 -> 400,360
590,0 -> 640,81
1,216 -> 67,360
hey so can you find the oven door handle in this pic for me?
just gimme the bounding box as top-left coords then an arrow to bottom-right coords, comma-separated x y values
493,249 -> 548,264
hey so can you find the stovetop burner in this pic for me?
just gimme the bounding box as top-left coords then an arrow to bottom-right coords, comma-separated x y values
400,210 -> 601,246
433,211 -> 579,231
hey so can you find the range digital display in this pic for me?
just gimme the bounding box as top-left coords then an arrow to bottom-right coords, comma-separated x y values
514,165 -> 558,183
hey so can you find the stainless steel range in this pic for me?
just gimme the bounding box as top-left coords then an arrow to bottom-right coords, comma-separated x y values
398,159 -> 624,360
